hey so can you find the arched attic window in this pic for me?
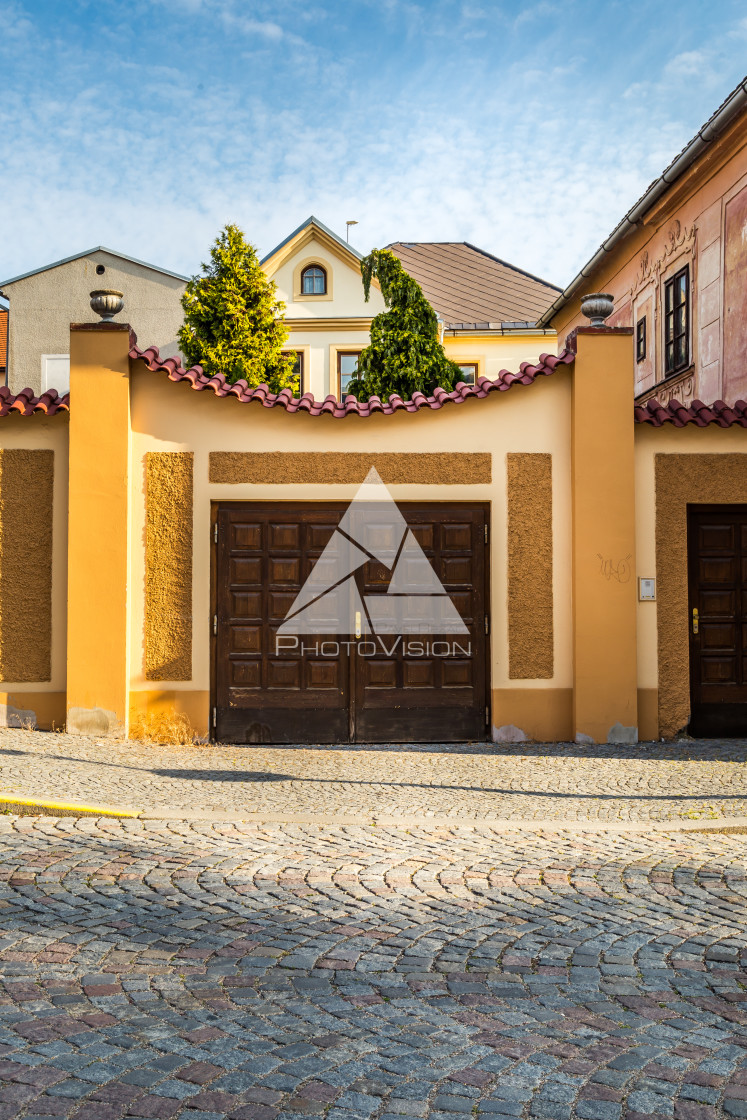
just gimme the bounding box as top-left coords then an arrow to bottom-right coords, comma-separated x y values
301,264 -> 327,295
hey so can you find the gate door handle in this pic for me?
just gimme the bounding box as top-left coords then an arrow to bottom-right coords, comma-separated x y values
355,611 -> 362,639
692,607 -> 699,635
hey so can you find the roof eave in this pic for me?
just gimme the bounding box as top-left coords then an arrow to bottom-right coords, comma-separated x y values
445,323 -> 556,336
0,246 -> 190,287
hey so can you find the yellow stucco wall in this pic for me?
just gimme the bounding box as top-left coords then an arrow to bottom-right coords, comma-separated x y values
571,331 -> 638,744
7,323 -> 747,743
129,361 -> 575,739
67,326 -> 131,736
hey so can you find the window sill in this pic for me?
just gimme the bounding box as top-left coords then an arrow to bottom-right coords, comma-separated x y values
636,365 -> 696,406
292,291 -> 333,303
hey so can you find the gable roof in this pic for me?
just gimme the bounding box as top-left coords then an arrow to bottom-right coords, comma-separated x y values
538,74 -> 747,326
261,216 -> 363,270
387,242 -> 561,327
0,246 -> 190,288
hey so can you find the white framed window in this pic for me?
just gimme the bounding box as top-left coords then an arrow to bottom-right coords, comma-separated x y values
41,354 -> 70,395
301,265 -> 327,295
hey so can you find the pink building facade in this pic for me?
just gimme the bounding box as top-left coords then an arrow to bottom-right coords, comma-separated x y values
541,79 -> 747,409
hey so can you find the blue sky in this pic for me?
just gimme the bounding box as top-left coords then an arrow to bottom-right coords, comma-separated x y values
2,0 -> 746,290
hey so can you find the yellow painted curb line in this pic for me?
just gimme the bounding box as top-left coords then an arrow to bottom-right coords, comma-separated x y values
0,794 -> 140,819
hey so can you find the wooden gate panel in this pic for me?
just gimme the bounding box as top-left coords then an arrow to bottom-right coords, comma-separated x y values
354,507 -> 487,742
215,507 -> 349,744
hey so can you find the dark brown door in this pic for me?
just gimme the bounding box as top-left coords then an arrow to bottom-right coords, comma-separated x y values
688,506 -> 747,736
214,507 -> 351,744
213,502 -> 489,744
354,508 -> 486,742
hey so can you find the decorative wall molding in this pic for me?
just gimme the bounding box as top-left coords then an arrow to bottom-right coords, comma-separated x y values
629,221 -> 695,302
636,368 -> 696,409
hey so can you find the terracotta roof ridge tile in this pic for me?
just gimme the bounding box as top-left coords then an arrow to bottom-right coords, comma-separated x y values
0,385 -> 70,417
633,397 -> 747,427
128,342 -> 574,416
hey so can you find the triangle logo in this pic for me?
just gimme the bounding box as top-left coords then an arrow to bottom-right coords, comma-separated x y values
278,468 -> 469,636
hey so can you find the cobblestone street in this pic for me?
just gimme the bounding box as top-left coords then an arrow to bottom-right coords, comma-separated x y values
0,818 -> 746,1120
2,734 -> 747,1118
2,732 -> 747,823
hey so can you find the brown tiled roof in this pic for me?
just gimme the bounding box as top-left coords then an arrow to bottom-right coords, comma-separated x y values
0,309 -> 7,370
129,342 -> 575,417
634,398 -> 747,427
386,242 -> 560,326
0,387 -> 69,417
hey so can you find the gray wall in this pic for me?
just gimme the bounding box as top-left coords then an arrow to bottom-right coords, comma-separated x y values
3,250 -> 186,395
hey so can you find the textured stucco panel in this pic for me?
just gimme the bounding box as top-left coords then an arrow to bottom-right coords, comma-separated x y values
145,452 -> 193,681
0,449 -> 54,681
507,453 -> 553,679
655,453 -> 747,737
209,451 -> 492,485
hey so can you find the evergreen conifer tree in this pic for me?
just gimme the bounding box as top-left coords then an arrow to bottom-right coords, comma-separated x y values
345,249 -> 461,401
178,224 -> 296,391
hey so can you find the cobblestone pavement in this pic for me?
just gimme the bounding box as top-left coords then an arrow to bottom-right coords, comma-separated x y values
2,731 -> 747,822
0,819 -> 747,1120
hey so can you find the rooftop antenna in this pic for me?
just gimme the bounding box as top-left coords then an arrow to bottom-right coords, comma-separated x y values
345,220 -> 358,243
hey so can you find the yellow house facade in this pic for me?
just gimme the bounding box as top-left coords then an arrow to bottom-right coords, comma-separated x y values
261,218 -> 559,399
4,313 -> 747,746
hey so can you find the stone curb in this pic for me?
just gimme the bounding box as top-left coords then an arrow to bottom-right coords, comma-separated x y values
0,795 -> 140,819
137,811 -> 747,832
3,794 -> 747,831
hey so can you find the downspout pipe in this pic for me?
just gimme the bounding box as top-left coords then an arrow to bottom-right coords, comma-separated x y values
538,76 -> 747,327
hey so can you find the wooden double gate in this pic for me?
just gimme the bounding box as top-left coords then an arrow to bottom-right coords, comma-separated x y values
212,502 -> 489,744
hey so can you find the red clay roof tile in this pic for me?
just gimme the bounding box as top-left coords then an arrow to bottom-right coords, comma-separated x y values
128,342 -> 575,416
7,344 -> 746,430
0,387 -> 69,417
634,398 -> 747,427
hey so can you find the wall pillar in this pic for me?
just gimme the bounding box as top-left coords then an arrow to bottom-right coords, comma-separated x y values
66,323 -> 131,736
571,327 -> 638,743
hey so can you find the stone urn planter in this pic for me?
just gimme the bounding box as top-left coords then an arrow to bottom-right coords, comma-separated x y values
580,292 -> 614,327
89,289 -> 124,321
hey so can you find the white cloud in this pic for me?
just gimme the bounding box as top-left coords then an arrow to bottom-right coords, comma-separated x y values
1,3 -> 745,302
219,11 -> 293,42
663,49 -> 709,78
0,0 -> 33,42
